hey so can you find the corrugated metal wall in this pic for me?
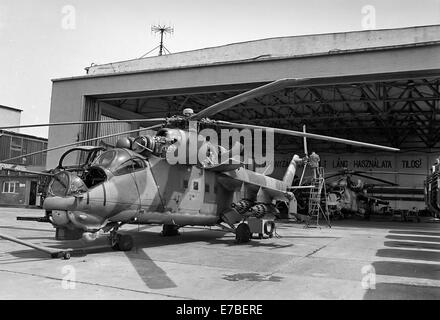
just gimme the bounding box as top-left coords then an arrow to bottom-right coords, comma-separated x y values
0,135 -> 11,160
81,97 -> 134,147
81,98 -> 101,146
99,115 -> 131,146
0,134 -> 47,166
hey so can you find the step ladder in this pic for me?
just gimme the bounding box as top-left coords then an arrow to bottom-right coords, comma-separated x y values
305,167 -> 331,228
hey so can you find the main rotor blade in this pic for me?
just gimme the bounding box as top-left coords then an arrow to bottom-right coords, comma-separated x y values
216,121 -> 400,152
1,124 -> 162,163
191,78 -> 302,120
0,167 -> 53,176
324,170 -> 349,177
351,172 -> 398,186
0,118 -> 166,131
325,173 -> 345,180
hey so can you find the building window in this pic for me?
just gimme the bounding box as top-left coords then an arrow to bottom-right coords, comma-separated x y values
205,184 -> 210,193
2,181 -> 18,193
193,181 -> 199,191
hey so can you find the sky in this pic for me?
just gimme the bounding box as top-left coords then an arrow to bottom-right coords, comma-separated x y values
0,0 -> 439,138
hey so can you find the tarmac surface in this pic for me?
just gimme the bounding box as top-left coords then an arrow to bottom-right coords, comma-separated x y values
0,207 -> 439,300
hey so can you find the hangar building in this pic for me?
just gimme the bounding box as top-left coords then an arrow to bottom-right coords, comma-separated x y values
0,105 -> 48,207
46,25 -> 440,210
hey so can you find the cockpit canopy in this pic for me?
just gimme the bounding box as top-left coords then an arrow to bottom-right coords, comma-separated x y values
58,146 -> 105,170
91,149 -> 146,176
47,149 -> 148,197
48,171 -> 88,197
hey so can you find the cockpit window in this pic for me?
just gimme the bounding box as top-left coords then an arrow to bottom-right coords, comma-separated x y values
92,149 -> 146,175
60,150 -> 89,168
114,158 -> 145,176
114,160 -> 133,176
133,158 -> 145,170
48,172 -> 70,197
59,147 -> 105,169
48,172 -> 89,196
93,150 -> 117,168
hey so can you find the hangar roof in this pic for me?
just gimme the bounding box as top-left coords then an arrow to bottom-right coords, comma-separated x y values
85,25 -> 440,77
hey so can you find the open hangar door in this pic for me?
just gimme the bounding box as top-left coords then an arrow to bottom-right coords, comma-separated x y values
81,71 -> 440,210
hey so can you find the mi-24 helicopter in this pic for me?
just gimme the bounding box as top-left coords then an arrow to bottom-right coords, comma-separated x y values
0,78 -> 400,259
324,169 -> 398,219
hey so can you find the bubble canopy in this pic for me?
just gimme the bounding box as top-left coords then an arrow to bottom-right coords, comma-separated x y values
91,149 -> 146,174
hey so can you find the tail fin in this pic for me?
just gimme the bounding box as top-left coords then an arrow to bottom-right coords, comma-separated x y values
283,155 -> 301,185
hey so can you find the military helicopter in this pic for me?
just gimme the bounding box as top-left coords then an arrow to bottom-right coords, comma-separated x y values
0,78 -> 400,259
324,169 -> 398,219
424,158 -> 440,219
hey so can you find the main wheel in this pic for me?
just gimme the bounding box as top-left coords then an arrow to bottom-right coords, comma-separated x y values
162,225 -> 180,237
235,223 -> 251,244
117,234 -> 134,251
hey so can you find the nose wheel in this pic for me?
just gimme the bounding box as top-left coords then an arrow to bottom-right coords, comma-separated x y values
50,251 -> 72,260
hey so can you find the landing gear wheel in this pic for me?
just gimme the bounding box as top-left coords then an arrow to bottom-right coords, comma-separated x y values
111,234 -> 133,251
235,223 -> 251,244
264,221 -> 275,238
162,225 -> 180,237
118,234 -> 134,251
110,232 -> 134,251
63,252 -> 71,260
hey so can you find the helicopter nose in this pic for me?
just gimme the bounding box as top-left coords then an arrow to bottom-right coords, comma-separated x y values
43,196 -> 77,227
43,196 -> 76,211
43,195 -> 105,230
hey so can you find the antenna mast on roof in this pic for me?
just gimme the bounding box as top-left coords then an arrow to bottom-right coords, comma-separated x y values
141,24 -> 174,58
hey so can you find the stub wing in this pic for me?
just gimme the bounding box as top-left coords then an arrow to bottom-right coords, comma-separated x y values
221,167 -> 290,195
